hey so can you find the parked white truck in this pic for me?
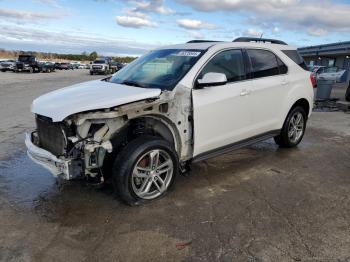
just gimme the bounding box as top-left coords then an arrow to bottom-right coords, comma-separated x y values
90,59 -> 110,75
26,38 -> 314,205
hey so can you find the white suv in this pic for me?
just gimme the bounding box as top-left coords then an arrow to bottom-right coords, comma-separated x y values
26,37 -> 314,205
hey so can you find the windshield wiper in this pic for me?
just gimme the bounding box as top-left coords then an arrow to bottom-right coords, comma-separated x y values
120,80 -> 144,88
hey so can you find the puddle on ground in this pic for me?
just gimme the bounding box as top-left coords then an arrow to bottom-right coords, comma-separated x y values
0,152 -> 58,208
0,138 -> 309,222
0,140 -> 289,209
0,151 -> 118,223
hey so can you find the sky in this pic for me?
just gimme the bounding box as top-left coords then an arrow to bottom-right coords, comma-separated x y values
1,0 -> 350,56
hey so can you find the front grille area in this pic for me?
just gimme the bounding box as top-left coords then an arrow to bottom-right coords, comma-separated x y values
36,115 -> 68,156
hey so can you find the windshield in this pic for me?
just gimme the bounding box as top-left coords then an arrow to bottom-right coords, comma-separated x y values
18,56 -> 34,62
94,60 -> 106,64
109,49 -> 205,90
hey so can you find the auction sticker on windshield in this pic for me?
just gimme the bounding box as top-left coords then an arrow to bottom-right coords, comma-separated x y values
173,51 -> 201,57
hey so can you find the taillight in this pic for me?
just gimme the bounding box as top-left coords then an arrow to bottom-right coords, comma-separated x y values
310,73 -> 317,88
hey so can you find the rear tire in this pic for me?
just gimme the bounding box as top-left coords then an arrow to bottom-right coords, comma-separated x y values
274,106 -> 307,148
112,135 -> 178,206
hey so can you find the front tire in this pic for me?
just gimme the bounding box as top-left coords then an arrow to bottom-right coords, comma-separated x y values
274,106 -> 307,148
112,136 -> 178,206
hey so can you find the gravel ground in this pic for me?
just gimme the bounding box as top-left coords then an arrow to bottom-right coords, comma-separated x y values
0,70 -> 350,262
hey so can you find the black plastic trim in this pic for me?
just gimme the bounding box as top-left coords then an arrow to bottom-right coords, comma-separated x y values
193,130 -> 280,163
187,40 -> 222,43
233,37 -> 287,45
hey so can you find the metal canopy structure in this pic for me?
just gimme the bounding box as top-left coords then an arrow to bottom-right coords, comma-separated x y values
298,41 -> 350,57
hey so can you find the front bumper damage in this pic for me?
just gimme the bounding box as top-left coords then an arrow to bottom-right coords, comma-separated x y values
25,132 -> 81,180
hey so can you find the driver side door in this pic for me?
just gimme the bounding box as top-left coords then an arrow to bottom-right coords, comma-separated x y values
192,49 -> 254,157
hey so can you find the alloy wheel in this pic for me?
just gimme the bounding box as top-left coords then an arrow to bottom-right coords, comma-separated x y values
131,149 -> 174,200
288,112 -> 304,143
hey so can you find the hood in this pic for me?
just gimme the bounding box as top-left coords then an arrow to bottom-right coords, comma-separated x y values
31,80 -> 161,122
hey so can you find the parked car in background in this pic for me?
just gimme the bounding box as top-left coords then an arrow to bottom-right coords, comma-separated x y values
78,64 -> 88,69
39,61 -> 55,73
0,60 -> 16,72
110,61 -> 124,73
90,59 -> 110,75
26,37 -> 314,205
15,55 -> 40,73
313,66 -> 346,82
70,62 -> 80,69
308,65 -> 324,72
56,62 -> 73,70
54,62 -> 61,70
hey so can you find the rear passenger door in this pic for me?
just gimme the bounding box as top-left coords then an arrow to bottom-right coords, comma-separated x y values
245,49 -> 288,135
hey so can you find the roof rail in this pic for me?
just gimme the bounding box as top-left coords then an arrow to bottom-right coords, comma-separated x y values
187,40 -> 222,43
233,37 -> 287,45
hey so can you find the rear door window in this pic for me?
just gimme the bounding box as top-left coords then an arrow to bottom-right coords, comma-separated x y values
247,49 -> 280,78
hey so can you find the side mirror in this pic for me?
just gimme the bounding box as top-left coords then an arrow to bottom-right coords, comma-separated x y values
196,72 -> 227,88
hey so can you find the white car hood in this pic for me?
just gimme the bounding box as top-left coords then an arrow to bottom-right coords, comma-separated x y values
31,80 -> 161,122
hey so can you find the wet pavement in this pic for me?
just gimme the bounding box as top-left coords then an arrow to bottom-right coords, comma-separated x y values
1,70 -> 350,261
1,126 -> 350,261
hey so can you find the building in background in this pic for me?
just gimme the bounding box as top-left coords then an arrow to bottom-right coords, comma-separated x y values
298,41 -> 350,71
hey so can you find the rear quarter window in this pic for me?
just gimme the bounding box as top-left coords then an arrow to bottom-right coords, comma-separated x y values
282,50 -> 308,70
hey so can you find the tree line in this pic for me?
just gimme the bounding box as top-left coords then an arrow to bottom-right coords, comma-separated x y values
0,49 -> 137,63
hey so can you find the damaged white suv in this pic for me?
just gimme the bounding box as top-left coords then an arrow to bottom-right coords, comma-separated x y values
26,37 -> 314,205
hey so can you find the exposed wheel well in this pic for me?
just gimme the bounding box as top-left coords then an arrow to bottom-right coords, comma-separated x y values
111,117 -> 176,150
291,98 -> 310,118
103,117 -> 177,179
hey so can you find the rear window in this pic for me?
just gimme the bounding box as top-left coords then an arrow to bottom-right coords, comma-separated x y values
282,50 -> 307,70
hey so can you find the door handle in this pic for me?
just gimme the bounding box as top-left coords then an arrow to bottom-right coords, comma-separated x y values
281,80 -> 288,86
240,89 -> 251,96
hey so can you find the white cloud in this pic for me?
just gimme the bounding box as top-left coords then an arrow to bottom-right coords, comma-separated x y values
272,27 -> 280,33
243,28 -> 263,37
177,19 -> 216,30
0,24 -> 156,55
188,31 -> 204,39
306,27 -> 328,37
178,0 -> 300,12
116,15 -> 157,28
0,7 -> 65,23
33,0 -> 61,8
124,9 -> 148,19
115,0 -> 174,29
178,0 -> 350,36
132,0 -> 175,15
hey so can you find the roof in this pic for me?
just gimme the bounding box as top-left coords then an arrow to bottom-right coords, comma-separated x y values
159,41 -> 296,51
